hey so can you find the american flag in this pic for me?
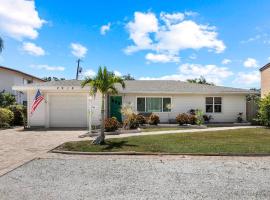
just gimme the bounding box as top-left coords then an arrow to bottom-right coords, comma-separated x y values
30,90 -> 44,115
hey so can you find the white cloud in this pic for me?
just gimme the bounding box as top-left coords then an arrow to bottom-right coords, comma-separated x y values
125,11 -> 225,63
0,0 -> 45,40
243,58 -> 258,68
114,70 -> 122,76
83,69 -> 96,77
70,43 -> 88,58
31,64 -> 65,71
160,12 -> 185,26
100,23 -> 111,35
222,59 -> 231,65
233,71 -> 260,85
145,53 -> 180,63
125,12 -> 158,54
22,42 -> 45,56
140,63 -> 233,85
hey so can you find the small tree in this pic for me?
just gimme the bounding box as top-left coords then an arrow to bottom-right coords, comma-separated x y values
81,66 -> 125,144
258,93 -> 270,126
187,76 -> 214,85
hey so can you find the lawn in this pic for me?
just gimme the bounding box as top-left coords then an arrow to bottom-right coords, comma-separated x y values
56,128 -> 270,154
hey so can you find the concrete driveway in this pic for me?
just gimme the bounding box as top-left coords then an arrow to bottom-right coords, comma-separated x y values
0,127 -> 89,176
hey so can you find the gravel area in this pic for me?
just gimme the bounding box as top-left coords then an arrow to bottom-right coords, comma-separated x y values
1,157 -> 270,200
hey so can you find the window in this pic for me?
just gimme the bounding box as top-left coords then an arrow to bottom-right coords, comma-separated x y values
163,98 -> 171,112
146,98 -> 162,112
137,98 -> 145,112
205,97 -> 222,113
137,97 -> 171,112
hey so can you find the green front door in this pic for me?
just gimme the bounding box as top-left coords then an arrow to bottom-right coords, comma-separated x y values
110,96 -> 122,122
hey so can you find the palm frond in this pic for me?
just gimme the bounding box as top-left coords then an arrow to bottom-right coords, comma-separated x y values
81,77 -> 93,88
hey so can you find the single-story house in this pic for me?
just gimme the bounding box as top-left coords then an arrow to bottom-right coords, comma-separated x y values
13,80 -> 258,128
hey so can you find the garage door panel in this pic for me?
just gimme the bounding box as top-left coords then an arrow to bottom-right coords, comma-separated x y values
49,95 -> 87,127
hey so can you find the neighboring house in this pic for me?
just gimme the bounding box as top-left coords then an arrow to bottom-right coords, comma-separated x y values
260,63 -> 270,97
13,80 -> 258,128
0,66 -> 45,105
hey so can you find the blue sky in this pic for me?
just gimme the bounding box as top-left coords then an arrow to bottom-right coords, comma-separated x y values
1,0 -> 270,88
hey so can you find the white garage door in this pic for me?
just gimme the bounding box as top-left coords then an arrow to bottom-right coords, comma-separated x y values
49,94 -> 87,127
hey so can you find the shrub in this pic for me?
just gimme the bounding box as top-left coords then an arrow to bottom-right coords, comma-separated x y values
104,117 -> 120,132
148,114 -> 160,125
136,114 -> 146,125
195,109 -> 204,125
188,114 -> 197,125
0,92 -> 16,107
258,94 -> 270,126
123,113 -> 139,129
0,108 -> 14,127
176,113 -> 190,125
203,114 -> 213,123
237,112 -> 243,123
8,105 -> 27,126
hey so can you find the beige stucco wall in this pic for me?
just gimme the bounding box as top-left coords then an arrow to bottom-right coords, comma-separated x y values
261,67 -> 270,97
121,93 -> 247,123
27,90 -> 103,127
0,69 -> 42,104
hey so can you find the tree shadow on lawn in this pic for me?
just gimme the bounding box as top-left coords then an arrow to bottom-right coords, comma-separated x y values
102,140 -> 137,151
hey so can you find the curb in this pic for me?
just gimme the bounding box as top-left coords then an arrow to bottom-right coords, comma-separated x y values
51,150 -> 270,157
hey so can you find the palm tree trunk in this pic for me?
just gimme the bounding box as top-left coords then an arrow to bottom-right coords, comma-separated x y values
93,93 -> 105,145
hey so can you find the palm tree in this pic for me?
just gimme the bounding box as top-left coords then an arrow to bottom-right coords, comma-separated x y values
81,66 -> 125,144
0,37 -> 3,53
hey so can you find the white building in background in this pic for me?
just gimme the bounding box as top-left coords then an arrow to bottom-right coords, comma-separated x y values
0,66 -> 44,105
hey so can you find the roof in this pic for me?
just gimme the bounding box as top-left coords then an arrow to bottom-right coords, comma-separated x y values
13,79 -> 259,94
260,63 -> 270,71
0,66 -> 45,82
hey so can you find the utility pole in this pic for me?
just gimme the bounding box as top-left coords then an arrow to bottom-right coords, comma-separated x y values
76,59 -> 82,80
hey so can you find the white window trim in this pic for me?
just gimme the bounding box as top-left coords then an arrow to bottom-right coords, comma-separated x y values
205,97 -> 222,113
136,96 -> 172,113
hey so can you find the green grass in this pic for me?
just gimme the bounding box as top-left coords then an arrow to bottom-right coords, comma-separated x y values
57,128 -> 270,154
141,127 -> 187,132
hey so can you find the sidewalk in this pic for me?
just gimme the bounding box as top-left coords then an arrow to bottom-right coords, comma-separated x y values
105,126 -> 262,139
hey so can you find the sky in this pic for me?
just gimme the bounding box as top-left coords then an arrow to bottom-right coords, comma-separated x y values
0,0 -> 270,89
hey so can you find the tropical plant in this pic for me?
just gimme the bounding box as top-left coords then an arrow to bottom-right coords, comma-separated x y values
121,103 -> 136,118
0,37 -> 3,53
176,113 -> 190,125
123,113 -> 139,129
81,66 -> 125,144
257,93 -> 270,126
0,108 -> 14,128
187,76 -> 214,85
195,109 -> 204,125
136,114 -> 146,125
8,105 -> 27,126
104,117 -> 120,132
148,114 -> 160,125
203,114 -> 213,123
0,91 -> 16,107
